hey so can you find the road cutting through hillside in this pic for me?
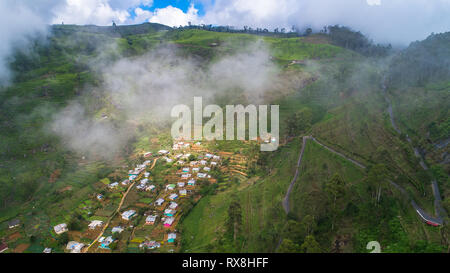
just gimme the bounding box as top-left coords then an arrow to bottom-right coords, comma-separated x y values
382,77 -> 446,225
282,136 -> 366,214
281,78 -> 447,231
309,137 -> 367,169
83,157 -> 159,253
282,132 -> 445,226
282,136 -> 308,214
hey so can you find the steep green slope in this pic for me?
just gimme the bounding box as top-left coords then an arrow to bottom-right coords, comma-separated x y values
387,32 -> 450,209
0,24 -> 167,215
181,138 -> 302,252
290,140 -> 443,252
387,32 -> 450,146
180,32 -> 449,253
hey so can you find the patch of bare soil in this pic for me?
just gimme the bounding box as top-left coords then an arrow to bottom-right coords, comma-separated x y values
13,243 -> 30,253
7,232 -> 21,242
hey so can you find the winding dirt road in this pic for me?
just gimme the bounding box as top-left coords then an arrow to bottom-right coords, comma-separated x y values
282,136 -> 308,214
282,135 -> 367,214
278,135 -> 366,250
310,137 -> 366,169
282,134 -> 445,226
277,78 -> 446,252
382,78 -> 446,225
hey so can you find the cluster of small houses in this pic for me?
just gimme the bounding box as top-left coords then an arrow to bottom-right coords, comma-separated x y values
105,160 -> 153,191
159,144 -> 220,182
52,223 -> 88,253
50,223 -> 87,253
118,144 -> 221,250
1,141 -> 222,253
49,212 -> 129,252
62,159 -> 156,252
125,142 -> 222,250
52,211 -> 127,252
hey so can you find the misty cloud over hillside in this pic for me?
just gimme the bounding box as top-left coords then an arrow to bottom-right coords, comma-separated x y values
0,1 -> 49,84
50,41 -> 279,159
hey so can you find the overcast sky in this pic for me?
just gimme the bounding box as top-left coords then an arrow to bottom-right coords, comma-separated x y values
3,1 -> 450,42
1,0 -> 450,82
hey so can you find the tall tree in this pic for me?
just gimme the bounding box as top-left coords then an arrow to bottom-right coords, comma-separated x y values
300,215 -> 317,236
300,235 -> 322,253
278,239 -> 300,253
325,173 -> 347,230
284,220 -> 305,242
367,164 -> 388,204
226,199 -> 243,242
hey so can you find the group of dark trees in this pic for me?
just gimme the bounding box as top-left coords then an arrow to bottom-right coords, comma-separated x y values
326,25 -> 392,57
278,215 -> 322,253
388,31 -> 450,87
176,21 -> 327,39
226,198 -> 243,243
176,22 -> 308,38
285,107 -> 313,137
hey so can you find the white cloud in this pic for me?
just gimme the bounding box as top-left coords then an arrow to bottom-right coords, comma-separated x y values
109,0 -> 153,10
0,0 -> 52,84
50,102 -> 130,160
148,4 -> 201,27
129,7 -> 153,24
0,0 -> 156,83
51,0 -> 131,25
199,0 -> 450,45
4,1 -> 450,46
51,43 -> 280,158
50,0 -> 154,26
366,0 -> 381,6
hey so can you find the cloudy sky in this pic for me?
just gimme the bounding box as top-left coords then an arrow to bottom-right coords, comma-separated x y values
2,0 -> 448,82
1,0 -> 450,50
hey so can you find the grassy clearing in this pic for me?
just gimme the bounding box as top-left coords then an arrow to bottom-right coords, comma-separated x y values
166,29 -> 343,62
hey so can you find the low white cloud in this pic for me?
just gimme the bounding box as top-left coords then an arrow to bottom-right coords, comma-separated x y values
51,0 -> 154,26
136,0 -> 449,45
51,0 -> 131,25
199,0 -> 450,45
148,4 -> 202,27
50,42 -> 281,159
0,0 -> 54,84
50,102 -> 130,160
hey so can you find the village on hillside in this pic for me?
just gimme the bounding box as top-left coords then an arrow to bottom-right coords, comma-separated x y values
0,138 -> 256,253
67,140 -> 226,253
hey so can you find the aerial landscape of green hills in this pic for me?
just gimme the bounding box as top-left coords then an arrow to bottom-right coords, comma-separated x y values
0,21 -> 448,254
